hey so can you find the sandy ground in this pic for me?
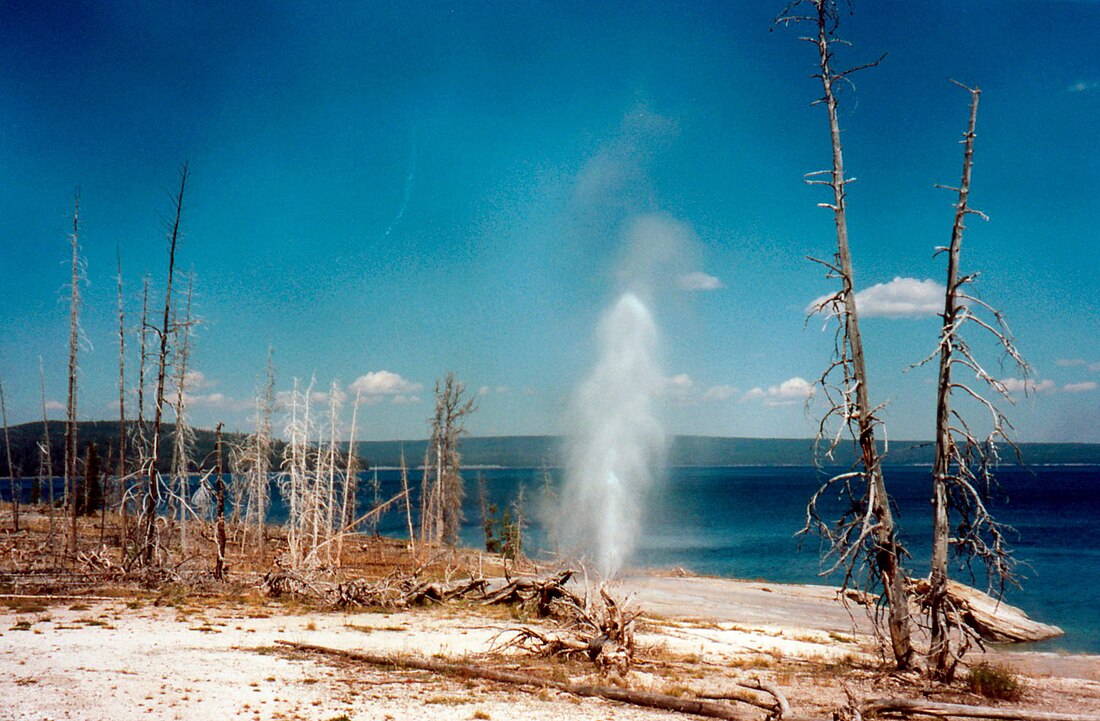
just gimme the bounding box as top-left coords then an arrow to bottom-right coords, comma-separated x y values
3,575 -> 1099,721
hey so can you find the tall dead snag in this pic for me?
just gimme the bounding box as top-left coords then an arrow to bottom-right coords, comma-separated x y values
214,422 -> 227,579
39,358 -> 56,549
139,162 -> 189,567
778,0 -> 913,669
64,192 -> 82,551
421,372 -> 476,546
336,388 -> 361,564
115,245 -> 128,529
169,274 -> 198,552
0,372 -> 15,531
400,447 -> 415,552
916,83 -> 1025,680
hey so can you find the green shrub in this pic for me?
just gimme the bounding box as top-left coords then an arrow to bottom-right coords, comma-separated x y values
967,661 -> 1023,701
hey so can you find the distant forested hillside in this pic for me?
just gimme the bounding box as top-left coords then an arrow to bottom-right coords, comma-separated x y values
2,421 -> 285,476
5,423 -> 1098,475
355,435 -> 1100,469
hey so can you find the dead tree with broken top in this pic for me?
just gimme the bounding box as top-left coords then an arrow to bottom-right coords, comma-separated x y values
64,193 -> 83,552
138,163 -> 189,567
915,82 -> 1026,681
778,0 -> 914,669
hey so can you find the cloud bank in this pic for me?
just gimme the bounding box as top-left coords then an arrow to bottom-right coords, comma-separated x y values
808,277 -> 945,319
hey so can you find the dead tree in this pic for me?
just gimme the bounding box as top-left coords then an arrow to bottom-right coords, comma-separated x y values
336,387 -> 361,563
214,422 -> 227,579
139,163 -> 189,566
39,358 -> 56,548
169,274 -> 198,552
0,371 -> 16,531
422,372 -> 476,546
778,0 -> 913,669
916,83 -> 1026,680
64,192 -> 82,552
115,245 -> 128,529
243,349 -> 275,556
400,447 -> 415,551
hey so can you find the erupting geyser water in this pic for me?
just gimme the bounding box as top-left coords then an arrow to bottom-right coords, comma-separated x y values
563,291 -> 666,577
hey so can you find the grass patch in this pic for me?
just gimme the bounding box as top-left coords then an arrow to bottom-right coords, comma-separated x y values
967,662 -> 1024,702
424,695 -> 468,706
10,620 -> 33,631
1,598 -> 47,614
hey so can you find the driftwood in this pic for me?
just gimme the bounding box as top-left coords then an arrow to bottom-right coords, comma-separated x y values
483,569 -> 578,617
491,576 -> 638,674
275,640 -> 750,720
862,698 -> 1100,721
911,579 -> 1063,644
699,679 -> 792,718
261,570 -> 489,609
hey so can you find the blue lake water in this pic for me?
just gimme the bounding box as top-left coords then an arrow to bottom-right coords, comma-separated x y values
7,464 -> 1097,653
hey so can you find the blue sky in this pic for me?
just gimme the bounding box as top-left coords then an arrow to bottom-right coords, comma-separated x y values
1,1 -> 1097,442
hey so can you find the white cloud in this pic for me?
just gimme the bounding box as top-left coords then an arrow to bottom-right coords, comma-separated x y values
495,386 -> 511,395
478,385 -> 491,396
702,384 -> 738,402
1064,381 -> 1098,394
44,399 -> 65,411
310,387 -> 348,406
678,271 -> 723,291
183,392 -> 252,412
184,370 -> 217,389
391,394 -> 420,405
1057,358 -> 1087,367
1000,377 -> 1056,395
808,277 -> 945,319
744,377 -> 815,406
664,373 -> 695,404
1068,80 -> 1097,93
1090,362 -> 1100,373
350,371 -> 423,398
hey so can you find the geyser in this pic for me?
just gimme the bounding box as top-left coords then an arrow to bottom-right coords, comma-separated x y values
563,291 -> 666,577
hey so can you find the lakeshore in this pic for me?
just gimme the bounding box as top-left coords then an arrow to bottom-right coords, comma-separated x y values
3,569 -> 1099,721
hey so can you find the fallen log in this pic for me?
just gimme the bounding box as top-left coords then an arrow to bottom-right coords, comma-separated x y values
862,698 -> 1100,721
275,640 -> 752,720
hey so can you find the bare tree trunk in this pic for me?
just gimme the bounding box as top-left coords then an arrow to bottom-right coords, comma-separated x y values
170,274 -> 196,553
140,163 -> 189,566
129,275 -> 151,549
337,388 -> 361,564
65,193 -> 81,553
780,0 -> 912,669
927,83 -> 999,681
214,422 -> 226,580
39,358 -> 56,552
0,373 -> 16,532
115,245 -> 127,541
401,447 -> 415,552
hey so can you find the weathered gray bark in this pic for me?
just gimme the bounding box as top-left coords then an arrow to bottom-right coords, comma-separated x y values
930,85 -> 980,680
781,0 -> 912,669
115,247 -> 127,489
139,163 -> 189,566
276,641 -> 749,720
214,422 -> 226,580
862,698 -> 1100,721
0,373 -> 16,532
65,194 -> 81,552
